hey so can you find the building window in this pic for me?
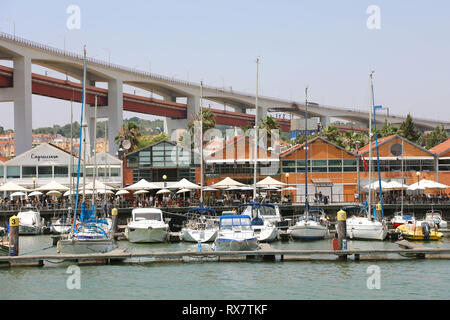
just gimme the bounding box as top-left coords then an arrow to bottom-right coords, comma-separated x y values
111,167 -> 120,177
7,166 -> 20,179
438,159 -> 450,171
86,167 -> 95,177
54,166 -> 68,177
0,166 -> 3,178
38,166 -> 52,178
22,166 -> 36,178
98,168 -> 107,177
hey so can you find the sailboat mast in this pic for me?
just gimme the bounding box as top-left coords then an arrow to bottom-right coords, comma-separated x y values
401,138 -> 404,214
368,72 -> 374,219
200,81 -> 204,205
92,95 -> 98,208
253,58 -> 259,201
304,87 -> 309,216
70,99 -> 74,210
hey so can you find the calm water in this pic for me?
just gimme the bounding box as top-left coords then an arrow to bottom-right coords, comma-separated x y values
0,235 -> 449,300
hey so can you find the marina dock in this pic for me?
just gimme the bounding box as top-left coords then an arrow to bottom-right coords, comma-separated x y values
1,242 -> 450,267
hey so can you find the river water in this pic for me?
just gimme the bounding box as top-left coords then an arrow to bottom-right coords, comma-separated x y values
1,235 -> 449,300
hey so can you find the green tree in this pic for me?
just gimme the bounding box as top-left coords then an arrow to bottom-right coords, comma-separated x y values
137,133 -> 169,149
398,114 -> 422,144
380,119 -> 398,137
423,125 -> 448,149
188,109 -> 216,133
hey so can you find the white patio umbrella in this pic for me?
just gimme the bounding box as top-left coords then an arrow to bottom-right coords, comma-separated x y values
134,190 -> 150,195
262,186 -> 281,191
36,181 -> 69,191
239,186 -> 254,191
0,182 -> 29,192
10,191 -> 26,198
225,186 -> 241,191
96,189 -> 114,195
363,180 -> 390,191
256,176 -> 286,188
125,179 -> 159,191
384,180 -> 409,190
210,177 -> 244,188
282,187 -> 297,191
176,188 -> 191,194
156,189 -> 172,195
203,187 -> 218,192
115,189 -> 130,196
47,190 -> 62,196
170,178 -> 201,190
407,179 -> 449,191
85,180 -> 114,191
63,189 -> 94,197
28,191 -> 44,197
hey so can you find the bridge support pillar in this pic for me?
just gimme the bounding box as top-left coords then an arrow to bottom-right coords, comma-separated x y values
257,106 -> 267,123
319,115 -> 330,129
107,79 -> 123,156
13,56 -> 32,155
163,96 -> 188,140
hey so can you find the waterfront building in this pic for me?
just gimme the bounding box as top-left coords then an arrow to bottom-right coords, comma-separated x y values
122,140 -> 200,186
0,143 -> 122,190
280,136 -> 358,203
431,138 -> 450,191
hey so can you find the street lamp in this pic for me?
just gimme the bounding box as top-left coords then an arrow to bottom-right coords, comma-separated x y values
416,171 -> 421,184
163,175 -> 167,188
285,173 -> 289,186
32,177 -> 36,190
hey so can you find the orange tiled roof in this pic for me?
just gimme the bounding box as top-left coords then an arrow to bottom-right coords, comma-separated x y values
430,138 -> 450,155
357,135 -> 396,155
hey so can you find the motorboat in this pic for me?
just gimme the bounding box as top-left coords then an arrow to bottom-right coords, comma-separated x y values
212,215 -> 259,251
181,207 -> 219,243
396,221 -> 443,241
289,208 -> 330,241
344,206 -> 388,241
390,213 -> 416,228
424,210 -> 448,229
17,207 -> 44,235
239,202 -> 280,242
125,208 -> 169,243
51,216 -> 72,234
0,239 -> 9,255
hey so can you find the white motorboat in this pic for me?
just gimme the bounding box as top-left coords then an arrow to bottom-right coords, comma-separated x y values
345,206 -> 388,241
181,215 -> 218,243
390,213 -> 415,228
425,209 -> 448,229
240,202 -> 280,242
125,208 -> 169,243
212,215 -> 259,251
17,207 -> 44,235
51,216 -> 72,234
289,208 -> 330,241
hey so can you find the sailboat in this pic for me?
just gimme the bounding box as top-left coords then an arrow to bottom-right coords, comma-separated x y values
346,72 -> 388,241
180,81 -> 219,243
239,202 -> 279,242
288,88 -> 329,241
58,46 -> 116,254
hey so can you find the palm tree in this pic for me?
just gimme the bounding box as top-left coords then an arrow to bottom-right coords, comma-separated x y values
115,121 -> 141,152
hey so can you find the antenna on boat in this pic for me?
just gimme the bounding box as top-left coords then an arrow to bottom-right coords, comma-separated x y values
368,71 -> 374,220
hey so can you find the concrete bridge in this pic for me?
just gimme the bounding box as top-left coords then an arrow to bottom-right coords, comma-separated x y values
0,32 -> 448,156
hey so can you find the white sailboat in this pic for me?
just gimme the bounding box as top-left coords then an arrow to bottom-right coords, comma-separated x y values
289,87 -> 328,241
125,208 -> 169,243
240,202 -> 279,242
346,72 -> 387,241
58,46 -> 116,254
180,81 -> 219,243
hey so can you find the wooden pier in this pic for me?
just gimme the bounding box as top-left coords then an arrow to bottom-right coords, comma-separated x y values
1,242 -> 450,267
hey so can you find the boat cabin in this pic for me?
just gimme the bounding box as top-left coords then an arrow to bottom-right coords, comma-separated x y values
219,215 -> 252,230
131,208 -> 163,222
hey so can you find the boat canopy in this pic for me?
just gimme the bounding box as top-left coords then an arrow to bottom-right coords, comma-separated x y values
187,207 -> 217,215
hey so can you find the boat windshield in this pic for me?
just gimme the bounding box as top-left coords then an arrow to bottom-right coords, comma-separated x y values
220,217 -> 251,229
134,212 -> 162,221
242,205 -> 277,217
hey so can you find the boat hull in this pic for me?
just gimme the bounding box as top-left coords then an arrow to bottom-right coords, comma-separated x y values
213,237 -> 259,251
346,223 -> 388,241
289,223 -> 328,241
18,225 -> 42,235
126,227 -> 168,243
181,229 -> 218,243
51,225 -> 72,234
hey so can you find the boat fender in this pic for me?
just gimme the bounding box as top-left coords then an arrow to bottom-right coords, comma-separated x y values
421,222 -> 430,240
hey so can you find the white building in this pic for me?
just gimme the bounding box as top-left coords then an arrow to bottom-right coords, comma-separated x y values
0,143 -> 122,189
